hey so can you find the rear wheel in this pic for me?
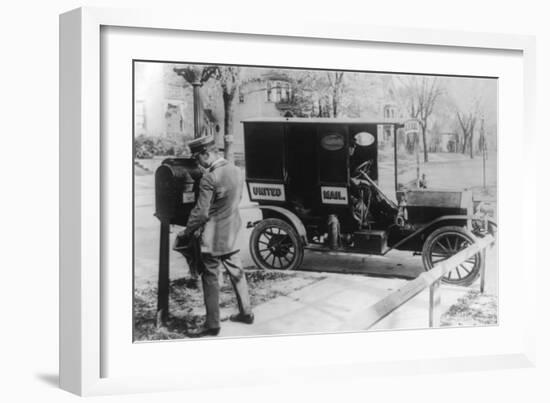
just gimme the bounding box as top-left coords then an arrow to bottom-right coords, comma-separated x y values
422,226 -> 484,287
249,218 -> 304,271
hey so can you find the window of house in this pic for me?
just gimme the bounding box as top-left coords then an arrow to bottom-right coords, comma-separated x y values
239,87 -> 245,103
135,101 -> 145,129
276,85 -> 282,102
384,105 -> 395,119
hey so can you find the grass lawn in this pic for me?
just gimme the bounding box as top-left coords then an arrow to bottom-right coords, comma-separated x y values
134,269 -> 326,341
441,289 -> 498,327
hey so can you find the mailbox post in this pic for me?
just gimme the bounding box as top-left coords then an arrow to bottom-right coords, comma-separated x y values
154,158 -> 202,326
157,219 -> 171,324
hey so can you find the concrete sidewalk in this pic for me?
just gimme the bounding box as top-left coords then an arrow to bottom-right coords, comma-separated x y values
218,272 -> 472,338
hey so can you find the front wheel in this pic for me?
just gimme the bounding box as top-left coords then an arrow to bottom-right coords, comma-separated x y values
249,218 -> 304,271
422,226 -> 484,287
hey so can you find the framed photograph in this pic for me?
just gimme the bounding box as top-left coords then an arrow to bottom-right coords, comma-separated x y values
60,7 -> 536,396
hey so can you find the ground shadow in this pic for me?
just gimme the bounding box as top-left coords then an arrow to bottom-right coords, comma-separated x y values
35,373 -> 59,388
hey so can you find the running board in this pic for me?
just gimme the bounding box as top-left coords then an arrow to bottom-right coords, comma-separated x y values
304,244 -> 384,256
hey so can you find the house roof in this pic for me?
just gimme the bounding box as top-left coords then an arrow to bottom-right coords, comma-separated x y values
260,70 -> 291,82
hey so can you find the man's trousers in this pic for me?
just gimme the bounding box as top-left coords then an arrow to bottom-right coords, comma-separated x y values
201,252 -> 252,329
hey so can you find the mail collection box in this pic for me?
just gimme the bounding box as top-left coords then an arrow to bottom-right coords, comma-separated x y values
154,158 -> 202,226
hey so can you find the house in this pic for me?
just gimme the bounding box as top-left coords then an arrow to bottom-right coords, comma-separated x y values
134,63 -> 218,143
232,70 -> 293,148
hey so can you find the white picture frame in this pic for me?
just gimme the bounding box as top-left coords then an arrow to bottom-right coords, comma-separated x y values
60,6 -> 537,396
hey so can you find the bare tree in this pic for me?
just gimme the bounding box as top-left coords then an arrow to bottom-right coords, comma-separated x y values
213,66 -> 242,162
283,70 -> 358,118
478,117 -> 486,154
327,72 -> 345,117
456,99 -> 480,159
280,70 -> 318,117
279,70 -> 342,118
400,76 -> 443,162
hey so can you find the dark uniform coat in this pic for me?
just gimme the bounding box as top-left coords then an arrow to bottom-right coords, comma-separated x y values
184,159 -> 243,256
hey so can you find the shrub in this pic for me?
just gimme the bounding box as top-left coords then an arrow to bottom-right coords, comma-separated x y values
134,135 -> 188,158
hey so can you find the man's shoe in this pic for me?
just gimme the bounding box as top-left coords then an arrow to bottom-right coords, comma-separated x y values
229,312 -> 254,324
187,326 -> 220,338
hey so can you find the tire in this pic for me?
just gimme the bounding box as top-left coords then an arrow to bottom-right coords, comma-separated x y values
421,226 -> 484,287
249,218 -> 304,271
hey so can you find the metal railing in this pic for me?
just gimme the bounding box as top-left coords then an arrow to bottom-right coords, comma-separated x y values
339,235 -> 495,330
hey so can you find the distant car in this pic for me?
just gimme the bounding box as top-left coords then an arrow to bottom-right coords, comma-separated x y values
242,118 -> 496,286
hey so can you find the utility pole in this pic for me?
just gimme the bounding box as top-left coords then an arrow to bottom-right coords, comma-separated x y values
416,132 -> 421,187
480,117 -> 487,191
393,124 -> 398,193
405,119 -> 422,188
191,77 -> 201,139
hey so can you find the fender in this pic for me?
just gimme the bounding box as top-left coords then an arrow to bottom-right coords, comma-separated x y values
383,215 -> 497,255
254,205 -> 307,243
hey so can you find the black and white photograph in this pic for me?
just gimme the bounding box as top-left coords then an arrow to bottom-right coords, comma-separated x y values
133,61 -> 498,341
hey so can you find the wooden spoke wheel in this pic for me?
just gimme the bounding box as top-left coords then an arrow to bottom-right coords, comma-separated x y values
422,226 -> 484,287
250,218 -> 304,271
